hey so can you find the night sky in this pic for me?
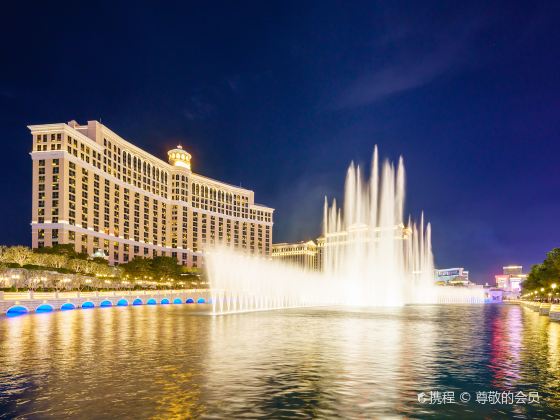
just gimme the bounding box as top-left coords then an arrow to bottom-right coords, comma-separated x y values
2,1 -> 560,283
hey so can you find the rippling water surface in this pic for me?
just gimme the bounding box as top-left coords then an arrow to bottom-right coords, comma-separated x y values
1,304 -> 559,418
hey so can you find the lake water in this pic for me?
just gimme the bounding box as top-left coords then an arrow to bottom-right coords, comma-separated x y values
1,304 -> 559,418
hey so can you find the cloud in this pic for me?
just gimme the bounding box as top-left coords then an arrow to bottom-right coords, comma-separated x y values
335,47 -> 458,109
337,54 -> 451,108
332,13 -> 484,109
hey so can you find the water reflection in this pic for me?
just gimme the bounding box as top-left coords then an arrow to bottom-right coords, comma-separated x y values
489,305 -> 522,387
0,305 -> 559,418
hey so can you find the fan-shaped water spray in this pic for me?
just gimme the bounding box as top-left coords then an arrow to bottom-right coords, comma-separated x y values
207,147 -> 484,314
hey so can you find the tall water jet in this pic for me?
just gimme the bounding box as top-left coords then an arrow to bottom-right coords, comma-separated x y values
207,146 -> 484,315
322,146 -> 435,306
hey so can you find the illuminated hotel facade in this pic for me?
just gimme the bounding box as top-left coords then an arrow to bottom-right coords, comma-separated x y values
272,225 -> 411,272
271,240 -> 319,270
495,265 -> 526,295
29,120 -> 273,267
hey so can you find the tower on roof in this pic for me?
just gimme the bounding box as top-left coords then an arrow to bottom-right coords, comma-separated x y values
167,145 -> 192,171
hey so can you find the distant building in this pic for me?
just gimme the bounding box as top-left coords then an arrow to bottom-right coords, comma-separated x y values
315,225 -> 410,273
316,236 -> 325,272
503,265 -> 523,276
435,267 -> 470,285
495,265 -> 526,296
271,240 -> 318,270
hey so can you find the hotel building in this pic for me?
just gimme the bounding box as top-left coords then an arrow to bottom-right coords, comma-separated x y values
495,265 -> 526,295
29,120 -> 273,267
273,225 -> 410,273
435,267 -> 470,285
271,240 -> 319,270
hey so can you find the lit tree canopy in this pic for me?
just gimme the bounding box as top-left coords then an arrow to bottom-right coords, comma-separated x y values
524,248 -> 560,291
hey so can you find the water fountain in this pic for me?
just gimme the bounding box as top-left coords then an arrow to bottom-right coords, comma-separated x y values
207,147 -> 484,315
322,146 -> 436,306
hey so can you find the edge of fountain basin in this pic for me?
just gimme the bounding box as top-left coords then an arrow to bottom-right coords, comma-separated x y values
1,290 -> 213,317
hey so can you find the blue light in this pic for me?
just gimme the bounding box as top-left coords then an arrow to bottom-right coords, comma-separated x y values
173,298 -> 182,304
132,298 -> 143,305
161,298 -> 170,304
117,299 -> 128,306
197,298 -> 206,304
186,298 -> 194,304
60,303 -> 75,311
36,304 -> 54,313
81,301 -> 95,309
6,305 -> 29,317
147,298 -> 157,305
100,300 -> 112,307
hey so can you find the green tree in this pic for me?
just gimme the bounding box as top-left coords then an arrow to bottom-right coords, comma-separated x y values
151,256 -> 182,282
35,244 -> 88,260
524,248 -> 560,292
34,253 -> 69,269
0,246 -> 34,266
67,258 -> 85,273
120,257 -> 153,281
50,274 -> 68,294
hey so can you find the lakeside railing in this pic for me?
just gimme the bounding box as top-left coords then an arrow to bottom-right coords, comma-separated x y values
0,289 -> 208,301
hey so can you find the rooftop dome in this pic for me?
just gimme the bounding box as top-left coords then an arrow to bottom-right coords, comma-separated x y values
167,145 -> 192,170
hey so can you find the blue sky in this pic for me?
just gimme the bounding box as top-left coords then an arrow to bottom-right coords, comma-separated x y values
1,1 -> 560,283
